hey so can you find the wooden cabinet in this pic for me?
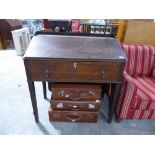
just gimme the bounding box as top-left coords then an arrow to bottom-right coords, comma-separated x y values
0,19 -> 22,48
24,34 -> 126,123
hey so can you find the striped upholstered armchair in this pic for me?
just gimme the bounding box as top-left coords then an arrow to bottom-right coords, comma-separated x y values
116,44 -> 155,121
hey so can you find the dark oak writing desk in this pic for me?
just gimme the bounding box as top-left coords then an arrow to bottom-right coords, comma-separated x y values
23,33 -> 126,123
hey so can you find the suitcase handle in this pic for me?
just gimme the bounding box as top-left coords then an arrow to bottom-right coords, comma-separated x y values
67,96 -> 82,101
66,115 -> 80,122
65,91 -> 96,100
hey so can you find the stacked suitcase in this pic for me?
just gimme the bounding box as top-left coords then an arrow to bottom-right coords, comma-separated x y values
48,84 -> 102,123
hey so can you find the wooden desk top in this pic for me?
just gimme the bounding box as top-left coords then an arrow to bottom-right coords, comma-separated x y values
24,34 -> 126,61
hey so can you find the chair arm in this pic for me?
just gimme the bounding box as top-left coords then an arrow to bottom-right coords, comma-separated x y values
123,71 -> 137,91
116,71 -> 138,118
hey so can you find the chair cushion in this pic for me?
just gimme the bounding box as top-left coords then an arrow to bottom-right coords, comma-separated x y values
121,45 -> 155,76
132,76 -> 155,110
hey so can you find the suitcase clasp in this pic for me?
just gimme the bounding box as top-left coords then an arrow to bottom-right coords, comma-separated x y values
56,103 -> 64,108
58,90 -> 64,96
88,104 -> 95,109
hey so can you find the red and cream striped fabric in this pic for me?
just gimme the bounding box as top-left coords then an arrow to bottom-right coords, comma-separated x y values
116,44 -> 155,120
116,72 -> 137,118
116,75 -> 155,119
121,45 -> 155,76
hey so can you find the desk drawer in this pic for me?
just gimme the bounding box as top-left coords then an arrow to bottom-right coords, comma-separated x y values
27,60 -> 124,82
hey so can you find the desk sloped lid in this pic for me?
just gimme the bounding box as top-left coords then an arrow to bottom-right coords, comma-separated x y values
24,34 -> 126,61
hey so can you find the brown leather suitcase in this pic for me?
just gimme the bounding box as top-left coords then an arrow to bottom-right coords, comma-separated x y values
48,106 -> 99,123
51,84 -> 102,100
51,99 -> 101,111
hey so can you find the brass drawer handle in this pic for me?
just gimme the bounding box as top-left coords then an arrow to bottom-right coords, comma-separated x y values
101,70 -> 105,78
45,69 -> 50,77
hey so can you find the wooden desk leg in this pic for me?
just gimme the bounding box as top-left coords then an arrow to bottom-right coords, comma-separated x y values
42,82 -> 47,99
28,81 -> 39,122
108,83 -> 121,123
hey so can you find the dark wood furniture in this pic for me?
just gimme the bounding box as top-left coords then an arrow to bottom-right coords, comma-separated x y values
23,33 -> 126,123
0,19 -> 22,48
43,19 -> 52,29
